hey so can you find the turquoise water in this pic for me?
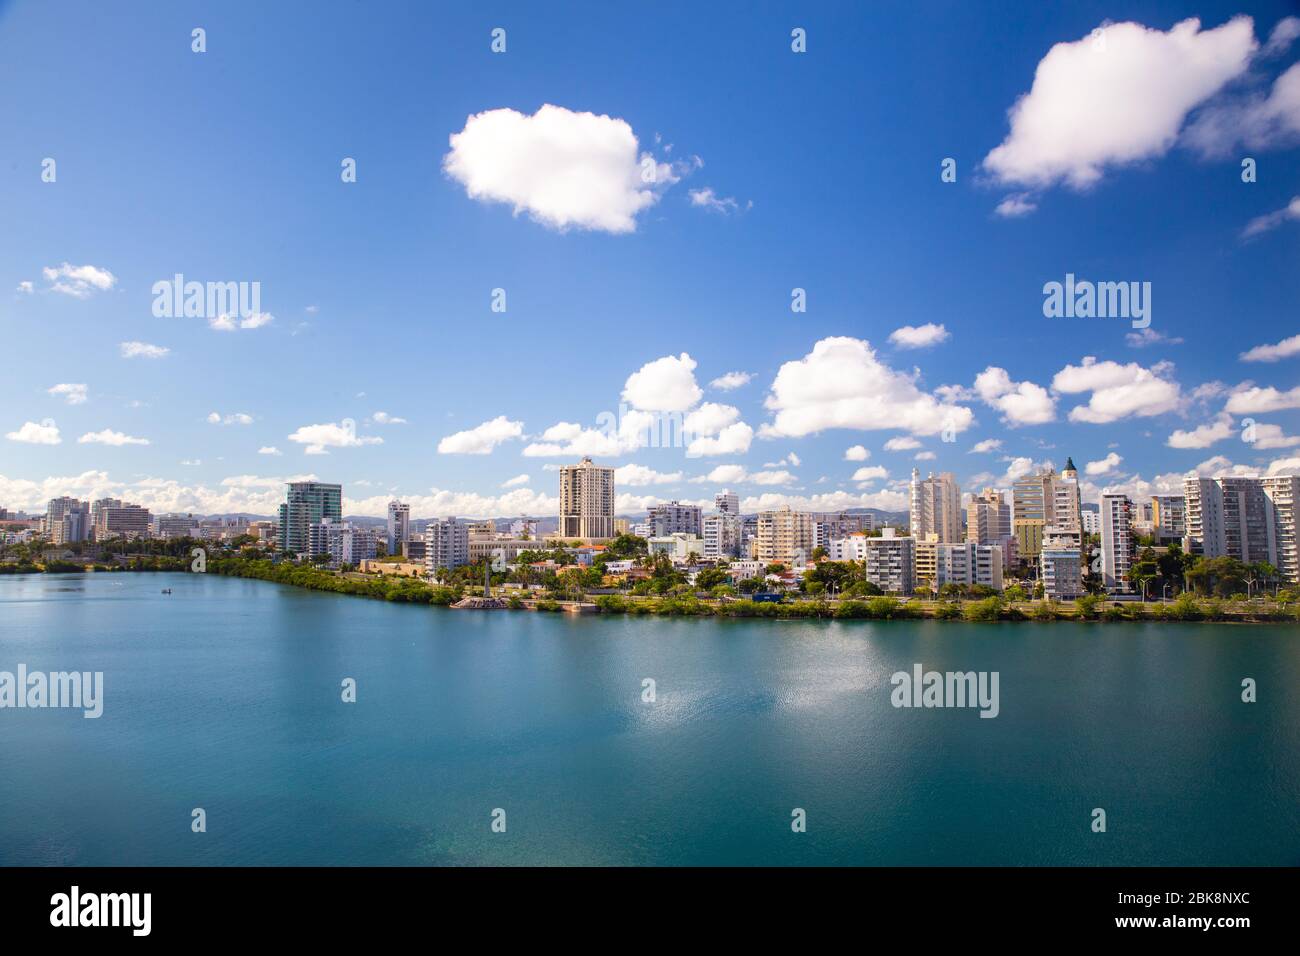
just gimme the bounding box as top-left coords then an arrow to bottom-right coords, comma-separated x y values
0,572 -> 1297,866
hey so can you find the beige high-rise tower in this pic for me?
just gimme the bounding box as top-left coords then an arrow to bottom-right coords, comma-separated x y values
910,469 -> 962,543
559,456 -> 615,541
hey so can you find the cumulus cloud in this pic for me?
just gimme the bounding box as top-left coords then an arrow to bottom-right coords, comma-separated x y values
973,367 -> 1057,425
120,341 -> 169,359
288,422 -> 383,455
258,446 -> 283,456
437,415 -> 524,454
688,187 -> 745,214
16,281 -> 33,294
983,17 -> 1257,191
888,323 -> 950,349
1052,357 -> 1181,423
852,465 -> 888,481
1085,452 -> 1123,475
210,312 -> 274,331
844,444 -> 869,461
501,474 -> 531,488
1250,423 -> 1300,449
993,193 -> 1038,217
48,383 -> 87,405
1239,333 -> 1300,362
6,420 -> 61,445
969,438 -> 1003,453
741,489 -> 909,513
883,436 -> 921,451
206,411 -> 253,426
371,411 -> 408,425
686,421 -> 754,457
1225,384 -> 1300,414
623,353 -> 704,412
1167,412 -> 1234,448
709,371 -> 753,391
42,262 -> 117,298
78,429 -> 149,446
443,104 -> 681,233
522,419 -> 636,458
760,337 -> 972,439
1185,61 -> 1300,158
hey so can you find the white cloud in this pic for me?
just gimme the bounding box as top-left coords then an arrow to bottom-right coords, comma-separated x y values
686,421 -> 754,457
501,473 -> 531,488
883,436 -> 921,451
1126,327 -> 1184,348
371,411 -> 408,425
258,446 -> 283,456
206,411 -> 253,426
691,464 -> 748,485
48,383 -> 87,405
969,438 -> 1003,453
682,402 -> 740,437
1085,452 -> 1123,475
1186,62 -> 1300,158
1052,357 -> 1181,423
914,451 -> 937,461
760,337 -> 972,439
78,429 -> 149,446
437,415 -> 524,454
17,280 -> 33,294
844,444 -> 869,461
888,323 -> 950,349
6,420 -> 61,445
974,366 -> 1057,425
209,312 -> 274,332
623,352 -> 703,412
1251,423 -> 1300,449
1240,196 -> 1300,238
42,262 -> 117,298
443,104 -> 678,233
852,465 -> 888,481
994,193 -> 1038,217
288,422 -> 383,455
984,16 -> 1256,191
741,489 -> 909,513
1168,413 -> 1234,448
1225,384 -> 1300,414
688,187 -> 743,214
120,341 -> 169,359
709,371 -> 753,391
615,463 -> 684,486
522,420 -> 631,458
763,452 -> 801,468
1240,333 -> 1300,362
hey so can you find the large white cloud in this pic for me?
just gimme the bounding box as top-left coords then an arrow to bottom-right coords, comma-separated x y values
686,422 -> 753,457
615,463 -> 684,486
760,337 -> 972,439
6,420 -> 61,445
1167,412 -> 1234,448
287,422 -> 383,455
622,352 -> 704,411
1240,333 -> 1300,362
973,367 -> 1057,426
443,104 -> 677,233
78,429 -> 149,446
888,323 -> 950,349
1185,61 -> 1300,156
42,262 -> 117,298
437,416 -> 524,455
1225,384 -> 1300,414
1052,357 -> 1182,423
48,384 -> 88,405
983,17 -> 1257,190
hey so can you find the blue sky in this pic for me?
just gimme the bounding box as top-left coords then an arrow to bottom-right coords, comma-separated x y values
2,0 -> 1298,518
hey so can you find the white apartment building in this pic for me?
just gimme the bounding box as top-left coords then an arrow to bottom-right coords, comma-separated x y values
46,496 -> 90,545
863,528 -> 915,595
918,540 -> 1004,592
309,518 -> 378,568
714,491 -> 740,516
1040,543 -> 1083,600
910,470 -> 962,543
827,534 -> 869,562
154,514 -> 199,539
1151,495 -> 1186,542
1081,508 -> 1101,535
648,533 -> 705,563
966,488 -> 1010,545
754,507 -> 815,566
702,512 -> 742,560
425,517 -> 470,573
559,456 -> 615,540
387,500 -> 410,554
1183,474 -> 1299,582
647,501 -> 702,537
1099,493 -> 1134,593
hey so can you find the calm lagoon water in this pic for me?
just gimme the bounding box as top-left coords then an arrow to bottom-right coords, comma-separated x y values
1,572 -> 1297,866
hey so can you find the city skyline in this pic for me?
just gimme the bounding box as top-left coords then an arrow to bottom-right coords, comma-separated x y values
4,2 -> 1300,520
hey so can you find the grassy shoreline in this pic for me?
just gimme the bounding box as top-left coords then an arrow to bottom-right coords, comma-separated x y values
7,558 -> 1294,623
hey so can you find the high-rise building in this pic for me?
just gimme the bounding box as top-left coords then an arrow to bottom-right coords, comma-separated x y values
386,500 -> 410,554
309,518 -> 377,568
702,512 -> 742,560
1040,543 -> 1083,599
46,497 -> 90,544
919,540 -> 1004,592
1151,495 -> 1186,543
909,470 -> 962,543
424,517 -> 470,573
278,482 -> 343,555
154,514 -> 199,539
966,488 -> 1011,545
1183,474 -> 1299,583
646,501 -> 702,537
93,502 -> 152,540
715,491 -> 740,516
754,506 -> 815,566
1013,459 -> 1081,556
863,528 -> 915,594
558,457 -> 615,540
1100,493 -> 1134,593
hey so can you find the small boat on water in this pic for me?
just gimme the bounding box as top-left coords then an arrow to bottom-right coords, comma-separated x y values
161,588 -> 172,594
